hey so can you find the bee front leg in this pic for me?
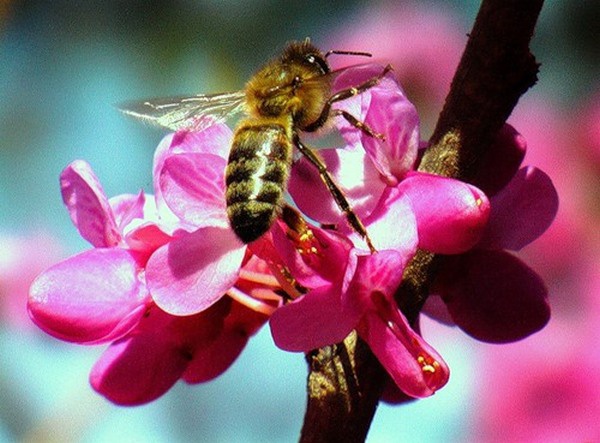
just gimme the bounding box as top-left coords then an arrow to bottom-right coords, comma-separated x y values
332,109 -> 386,140
293,134 -> 377,254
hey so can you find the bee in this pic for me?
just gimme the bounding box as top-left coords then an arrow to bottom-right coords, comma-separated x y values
120,39 -> 390,251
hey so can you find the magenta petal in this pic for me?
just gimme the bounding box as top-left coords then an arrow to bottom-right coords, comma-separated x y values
344,251 -> 407,314
355,81 -> 419,182
479,167 -> 559,251
270,285 -> 357,352
90,310 -> 189,405
472,124 -> 527,195
28,248 -> 148,344
160,153 -> 228,227
183,328 -> 247,383
421,294 -> 455,325
124,223 -> 173,253
183,299 -> 269,383
271,221 -> 352,288
152,125 -> 233,197
440,249 -> 550,343
60,160 -> 120,247
146,227 -> 245,315
401,172 -> 490,254
358,296 -> 449,397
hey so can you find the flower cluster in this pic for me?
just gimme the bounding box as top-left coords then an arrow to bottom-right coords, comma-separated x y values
28,64 -> 557,405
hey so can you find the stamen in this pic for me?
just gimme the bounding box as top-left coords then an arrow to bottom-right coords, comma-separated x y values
264,261 -> 307,300
249,287 -> 283,302
226,287 -> 277,316
238,269 -> 281,287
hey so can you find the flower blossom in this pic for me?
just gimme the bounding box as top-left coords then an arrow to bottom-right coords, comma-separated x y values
139,63 -> 486,398
423,124 -> 558,343
268,65 -> 490,397
28,160 -> 279,404
28,58 -> 554,406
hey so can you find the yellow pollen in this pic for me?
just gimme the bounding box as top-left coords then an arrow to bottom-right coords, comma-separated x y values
475,197 -> 483,207
417,355 -> 438,374
294,228 -> 322,256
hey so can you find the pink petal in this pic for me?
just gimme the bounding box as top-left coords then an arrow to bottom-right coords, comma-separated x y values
479,167 -> 559,251
109,191 -> 145,231
271,220 -> 352,288
152,124 -> 233,197
472,124 -> 527,196
170,123 -> 233,158
439,249 -> 550,343
358,293 -> 449,397
344,250 -> 407,315
90,308 -> 189,406
183,327 -> 247,383
60,160 -> 120,247
401,172 -> 490,254
124,223 -> 173,255
28,248 -> 149,344
289,147 -> 385,225
270,285 -> 358,352
146,227 -> 245,315
183,300 -> 267,383
334,66 -> 419,183
160,153 -> 228,227
363,186 -> 418,253
421,294 -> 455,325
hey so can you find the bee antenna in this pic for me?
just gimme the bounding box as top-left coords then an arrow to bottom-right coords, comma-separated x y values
325,49 -> 372,59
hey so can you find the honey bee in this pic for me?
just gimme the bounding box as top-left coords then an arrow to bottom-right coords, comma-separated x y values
120,39 -> 390,251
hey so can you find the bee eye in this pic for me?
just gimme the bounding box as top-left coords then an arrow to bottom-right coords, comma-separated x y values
305,53 -> 329,74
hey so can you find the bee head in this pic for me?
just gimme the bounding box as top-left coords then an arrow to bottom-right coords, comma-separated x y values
281,40 -> 330,76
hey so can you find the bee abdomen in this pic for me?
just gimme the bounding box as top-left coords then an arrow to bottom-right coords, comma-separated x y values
225,123 -> 292,243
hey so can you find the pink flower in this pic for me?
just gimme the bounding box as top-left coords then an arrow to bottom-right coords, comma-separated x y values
28,160 -> 165,344
91,256 -> 278,405
424,125 -> 558,343
28,160 -> 279,404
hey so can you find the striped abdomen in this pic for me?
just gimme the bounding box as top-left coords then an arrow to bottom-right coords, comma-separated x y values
225,122 -> 293,243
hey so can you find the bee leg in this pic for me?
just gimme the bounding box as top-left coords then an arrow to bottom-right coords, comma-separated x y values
293,134 -> 377,253
303,64 -> 393,133
332,109 -> 386,140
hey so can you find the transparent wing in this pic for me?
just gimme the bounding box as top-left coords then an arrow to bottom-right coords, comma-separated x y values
119,90 -> 247,132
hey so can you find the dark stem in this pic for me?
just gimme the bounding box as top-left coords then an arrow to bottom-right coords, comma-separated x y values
300,1 -> 544,441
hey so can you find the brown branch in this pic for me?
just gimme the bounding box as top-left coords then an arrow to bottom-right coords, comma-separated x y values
299,333 -> 385,443
300,1 -> 544,441
398,0 -> 543,322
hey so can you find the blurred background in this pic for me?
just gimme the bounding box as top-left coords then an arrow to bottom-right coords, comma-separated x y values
1,0 -> 598,441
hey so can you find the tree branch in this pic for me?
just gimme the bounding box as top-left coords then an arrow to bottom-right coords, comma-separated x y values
300,1 -> 544,441
398,0 -> 543,322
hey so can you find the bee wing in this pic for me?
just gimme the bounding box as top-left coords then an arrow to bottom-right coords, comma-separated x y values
119,90 -> 247,132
